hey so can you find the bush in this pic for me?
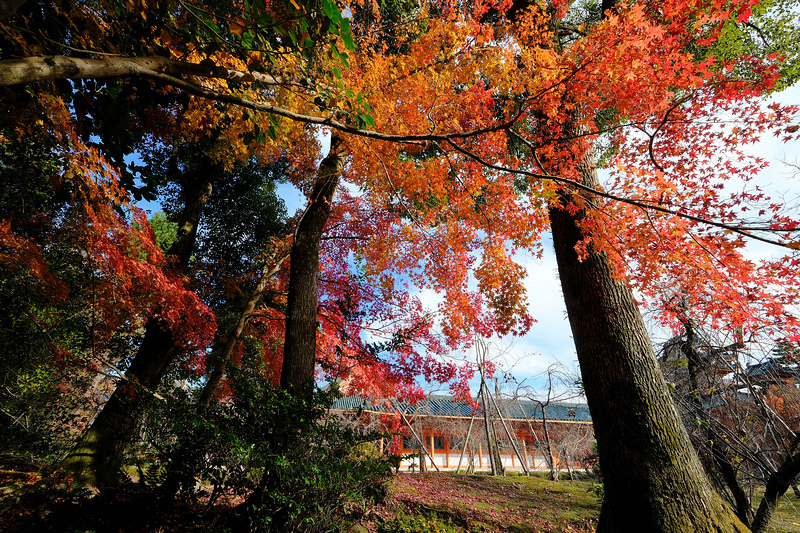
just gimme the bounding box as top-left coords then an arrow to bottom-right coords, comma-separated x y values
247,385 -> 393,532
154,367 -> 393,532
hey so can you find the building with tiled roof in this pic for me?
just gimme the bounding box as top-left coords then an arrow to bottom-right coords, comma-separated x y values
331,395 -> 594,473
745,358 -> 800,387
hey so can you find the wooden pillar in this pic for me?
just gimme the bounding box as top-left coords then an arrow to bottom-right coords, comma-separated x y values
421,429 -> 427,471
479,442 -> 483,468
523,437 -> 529,469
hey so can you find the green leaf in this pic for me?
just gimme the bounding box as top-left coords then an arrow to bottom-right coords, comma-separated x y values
259,12 -> 276,27
360,113 -> 375,128
342,35 -> 356,50
330,45 -> 349,68
341,19 -> 355,50
205,19 -> 221,34
107,84 -> 121,100
333,68 -> 342,79
320,0 -> 342,24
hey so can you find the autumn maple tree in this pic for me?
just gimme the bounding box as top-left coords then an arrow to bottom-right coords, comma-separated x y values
3,0 -> 800,531
1,0 -> 482,489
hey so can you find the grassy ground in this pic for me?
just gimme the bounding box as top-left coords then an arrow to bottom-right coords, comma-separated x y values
370,473 -> 800,533
2,467 -> 799,532
369,472 -> 600,532
763,488 -> 800,533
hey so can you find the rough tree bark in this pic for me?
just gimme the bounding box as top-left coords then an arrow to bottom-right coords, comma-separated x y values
536,0 -> 749,526
279,133 -> 346,395
61,165 -> 214,487
548,156 -> 749,532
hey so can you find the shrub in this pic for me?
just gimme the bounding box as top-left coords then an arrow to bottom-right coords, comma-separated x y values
153,366 -> 393,532
247,385 -> 393,532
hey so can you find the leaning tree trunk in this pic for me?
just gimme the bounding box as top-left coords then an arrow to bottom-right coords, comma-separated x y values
279,134 -> 346,396
751,435 -> 800,533
198,254 -> 287,409
245,136 -> 346,522
547,156 -> 749,532
61,170 -> 213,487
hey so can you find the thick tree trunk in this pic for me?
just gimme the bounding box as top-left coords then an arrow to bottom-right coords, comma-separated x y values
244,136 -> 345,524
279,134 -> 346,395
548,157 -> 749,532
61,171 -> 213,487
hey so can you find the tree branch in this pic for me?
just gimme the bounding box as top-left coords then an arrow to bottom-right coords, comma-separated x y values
0,55 -> 296,87
451,136 -> 800,250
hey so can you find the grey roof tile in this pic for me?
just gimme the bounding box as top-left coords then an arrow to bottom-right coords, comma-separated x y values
331,394 -> 592,422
